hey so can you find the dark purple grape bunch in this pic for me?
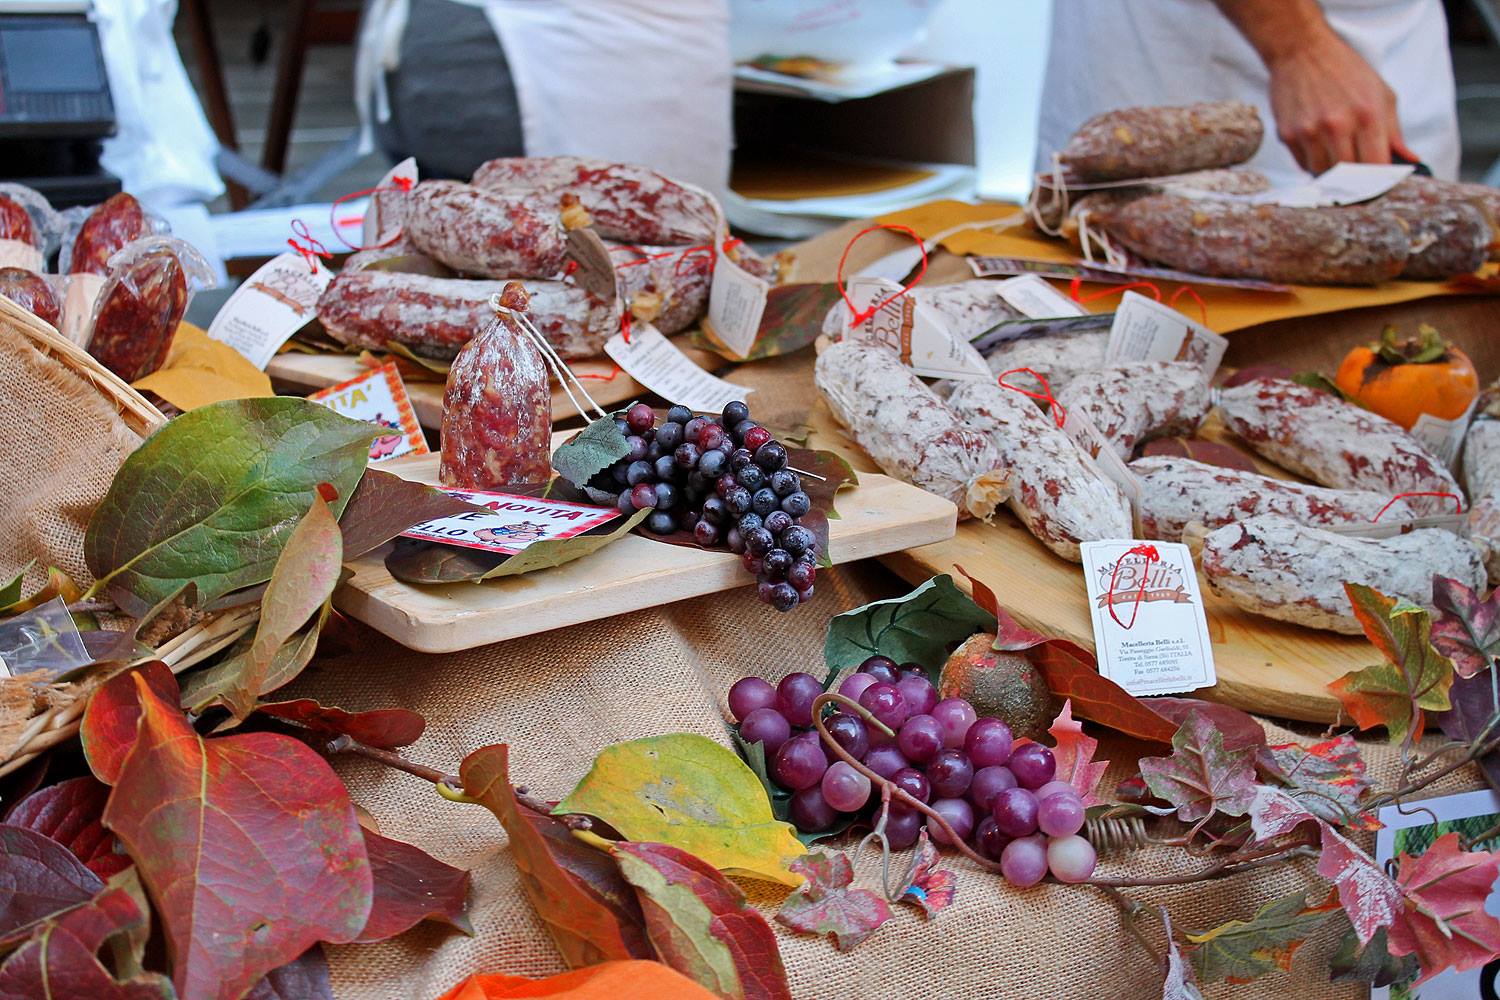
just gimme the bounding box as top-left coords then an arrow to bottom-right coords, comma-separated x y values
607,400 -> 818,611
729,655 -> 1096,885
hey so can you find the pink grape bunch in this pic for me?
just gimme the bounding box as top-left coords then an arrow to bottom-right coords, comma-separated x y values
728,654 -> 1096,887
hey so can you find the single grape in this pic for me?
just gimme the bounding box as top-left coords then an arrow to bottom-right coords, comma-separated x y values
738,707 -> 790,753
729,447 -> 754,472
722,400 -> 750,426
1009,743 -> 1057,790
701,496 -> 727,524
975,816 -> 1009,860
674,443 -> 701,468
795,583 -> 813,602
1034,780 -> 1078,802
715,473 -> 738,498
927,749 -> 975,799
932,698 -> 978,749
616,492 -> 636,514
737,512 -> 764,535
727,528 -> 745,553
687,471 -> 708,494
825,712 -> 871,760
655,421 -> 683,450
863,745 -> 910,781
756,579 -> 774,604
1001,835 -> 1049,887
860,656 -> 901,684
1047,835 -> 1097,883
968,765 -> 1018,814
741,553 -> 764,576
683,416 -> 708,443
725,487 -> 753,517
770,469 -> 801,497
787,561 -> 816,592
626,435 -> 649,462
693,520 -> 720,546
653,482 -> 678,510
837,671 -> 878,704
859,682 -> 911,731
992,787 -> 1040,838
630,483 -> 658,510
899,663 -> 928,680
763,510 -> 793,536
780,525 -> 815,556
929,798 -> 975,846
645,440 -> 663,462
754,441 -> 788,471
891,767 -> 931,805
964,718 -> 1014,769
763,549 -> 794,580
883,807 -> 923,850
781,492 -> 811,518
818,761 -> 871,813
736,464 -> 766,492
645,511 -> 675,534
743,527 -> 774,556
611,461 -> 631,486
743,425 -> 773,451
728,677 -> 778,720
677,509 -> 700,531
788,786 -> 837,832
895,714 -> 943,764
666,404 -> 692,424
776,672 -> 822,727
768,582 -> 799,612
752,488 -> 779,517
1038,790 -> 1086,838
698,450 -> 727,478
772,734 -> 827,790
699,424 -> 727,451
653,454 -> 677,480
896,675 -> 938,716
613,417 -> 629,436
625,402 -> 655,434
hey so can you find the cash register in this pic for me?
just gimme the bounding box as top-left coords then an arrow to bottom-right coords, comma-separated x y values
0,2 -> 119,205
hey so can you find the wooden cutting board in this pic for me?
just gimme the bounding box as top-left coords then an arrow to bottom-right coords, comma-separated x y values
336,449 -> 958,654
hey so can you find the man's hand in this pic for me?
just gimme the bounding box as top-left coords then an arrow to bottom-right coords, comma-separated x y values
1215,0 -> 1418,173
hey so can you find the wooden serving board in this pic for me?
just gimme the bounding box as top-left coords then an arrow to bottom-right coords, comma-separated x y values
336,449 -> 958,654
267,333 -> 722,427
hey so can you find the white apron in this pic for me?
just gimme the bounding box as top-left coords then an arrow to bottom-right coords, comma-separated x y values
1036,0 -> 1460,185
356,0 -> 732,196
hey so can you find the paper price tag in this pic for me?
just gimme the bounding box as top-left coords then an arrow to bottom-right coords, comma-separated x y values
1250,162 -> 1413,208
705,253 -> 770,358
605,323 -> 753,414
402,488 -> 620,556
1105,291 -> 1227,374
207,252 -> 333,368
0,238 -> 42,273
60,272 -> 105,347
308,362 -> 429,463
361,156 -> 418,248
843,276 -> 990,381
991,274 -> 1086,319
1410,398 -> 1477,471
0,651 -> 8,678
1080,540 -> 1217,696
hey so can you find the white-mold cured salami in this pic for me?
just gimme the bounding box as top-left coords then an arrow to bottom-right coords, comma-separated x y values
404,180 -> 568,278
1056,361 -> 1211,460
1463,401 -> 1500,583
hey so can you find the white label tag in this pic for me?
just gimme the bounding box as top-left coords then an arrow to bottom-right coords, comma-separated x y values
62,272 -> 106,347
704,253 -> 769,358
1410,398 -> 1477,472
402,488 -> 620,555
1061,407 -> 1143,508
1105,291 -> 1227,374
0,238 -> 42,272
0,651 -> 8,678
361,157 -> 418,248
206,252 -> 333,368
992,274 -> 1087,319
843,276 -> 991,381
1248,162 -> 1413,208
604,322 -> 754,414
308,362 -> 430,463
1080,539 -> 1217,696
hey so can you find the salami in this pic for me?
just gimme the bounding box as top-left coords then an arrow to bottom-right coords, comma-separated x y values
1130,455 -> 1415,541
472,155 -> 718,245
821,280 -> 1025,342
0,194 -> 36,246
404,180 -> 568,278
1091,194 -> 1410,285
1058,101 -> 1263,182
1038,167 -> 1270,236
1217,377 -> 1460,512
1056,361 -> 1211,460
981,325 -> 1108,395
439,282 -> 553,489
0,268 -> 61,328
1201,514 -> 1485,633
1463,402 -> 1500,583
68,193 -> 148,275
815,340 -> 1008,520
1378,177 -> 1494,278
1381,175 -> 1500,260
610,243 -> 711,334
947,379 -> 1131,561
86,247 -> 187,381
317,270 -> 615,360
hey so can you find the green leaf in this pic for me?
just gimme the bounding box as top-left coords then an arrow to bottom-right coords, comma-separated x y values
1185,892 -> 1339,983
823,574 -> 996,675
84,397 -> 377,616
384,507 -> 649,584
552,415 -> 631,491
180,603 -> 330,716
0,561 -> 33,607
1329,583 -> 1455,744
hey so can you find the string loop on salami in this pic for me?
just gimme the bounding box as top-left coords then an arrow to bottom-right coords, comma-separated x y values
491,291 -> 607,420
1106,543 -> 1161,630
1167,284 -> 1210,326
1068,277 -> 1162,306
327,178 -> 416,252
836,223 -> 928,330
996,367 -> 1067,429
287,219 -> 332,273
1371,491 -> 1465,521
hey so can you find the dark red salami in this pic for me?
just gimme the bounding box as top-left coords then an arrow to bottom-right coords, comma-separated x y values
0,268 -> 60,327
610,243 -> 711,334
405,180 -> 568,278
69,193 -> 148,275
1058,101 -> 1264,182
0,194 -> 35,246
87,248 -> 187,381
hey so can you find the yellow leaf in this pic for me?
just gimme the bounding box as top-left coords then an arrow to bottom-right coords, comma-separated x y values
554,734 -> 805,886
132,323 -> 272,411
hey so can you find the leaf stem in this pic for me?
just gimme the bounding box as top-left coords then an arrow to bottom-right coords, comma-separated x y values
323,734 -> 467,797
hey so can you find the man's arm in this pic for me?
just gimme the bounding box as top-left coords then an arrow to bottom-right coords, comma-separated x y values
1214,0 -> 1418,173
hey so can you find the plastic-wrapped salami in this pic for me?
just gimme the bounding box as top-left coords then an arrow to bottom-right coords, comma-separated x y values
1201,514 -> 1485,633
317,269 -> 616,360
1130,456 -> 1415,541
439,282 -> 553,489
86,237 -> 214,382
947,378 -> 1131,561
1217,377 -> 1460,512
404,180 -> 568,278
1091,194 -> 1410,285
64,193 -> 155,275
610,243 -> 711,335
1058,101 -> 1263,182
1056,362 -> 1210,461
815,340 -> 1008,520
1463,393 -> 1500,583
0,268 -> 62,328
472,155 -> 718,245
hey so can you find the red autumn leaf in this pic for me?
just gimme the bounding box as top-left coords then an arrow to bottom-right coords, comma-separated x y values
953,564 -> 1001,620
5,777 -> 128,878
1434,669 -> 1500,793
1139,437 -> 1260,473
1047,700 -> 1108,806
459,744 -> 651,966
613,841 -> 791,1000
0,882 -> 174,999
355,830 -> 472,943
896,831 -> 956,919
79,661 -> 179,785
252,699 -> 426,750
1329,584 -> 1455,745
102,674 -> 373,1000
775,852 -> 890,952
1387,833 -> 1500,984
245,947 -> 332,1000
1429,574 -> 1500,679
0,824 -> 103,944
1256,735 -> 1373,829
1139,713 -> 1258,823
1149,698 -> 1267,753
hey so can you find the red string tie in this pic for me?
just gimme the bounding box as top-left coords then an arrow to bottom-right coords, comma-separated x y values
1107,543 -> 1161,630
1371,491 -> 1464,522
996,367 -> 1067,429
287,219 -> 332,273
835,223 -> 928,330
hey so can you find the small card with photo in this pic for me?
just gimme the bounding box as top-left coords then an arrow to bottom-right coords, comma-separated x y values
401,489 -> 621,556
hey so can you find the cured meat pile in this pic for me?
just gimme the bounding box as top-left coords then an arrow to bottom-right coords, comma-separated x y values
1031,101 -> 1500,285
315,156 -> 779,362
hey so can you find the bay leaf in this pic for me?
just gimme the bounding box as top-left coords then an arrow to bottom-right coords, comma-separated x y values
339,469 -> 486,560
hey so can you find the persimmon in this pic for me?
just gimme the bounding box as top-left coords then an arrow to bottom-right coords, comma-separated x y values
1333,324 -> 1478,429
